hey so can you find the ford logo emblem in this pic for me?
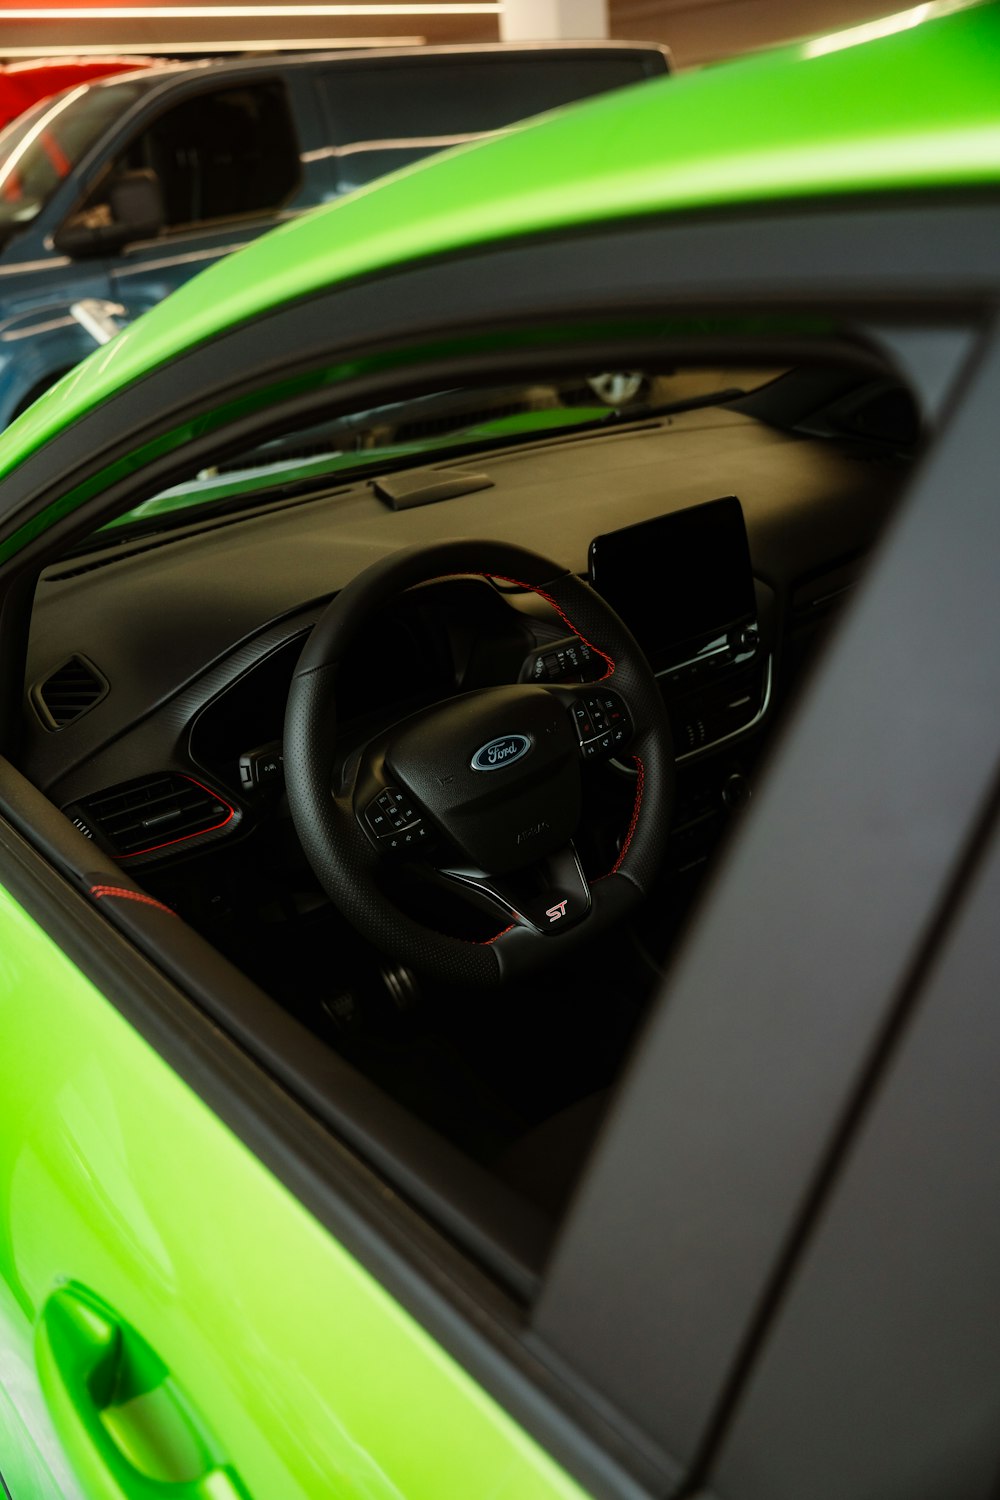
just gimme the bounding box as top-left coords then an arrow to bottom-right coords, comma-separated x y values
470,734 -> 531,772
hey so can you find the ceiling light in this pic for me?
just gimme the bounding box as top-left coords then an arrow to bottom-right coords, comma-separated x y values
0,2 -> 500,14
0,36 -> 427,49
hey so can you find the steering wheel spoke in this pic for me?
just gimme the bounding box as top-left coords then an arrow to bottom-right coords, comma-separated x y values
541,678 -> 635,764
359,779 -> 435,855
434,841 -> 591,936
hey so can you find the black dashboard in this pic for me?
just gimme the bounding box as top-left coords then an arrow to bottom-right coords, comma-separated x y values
22,403 -> 905,890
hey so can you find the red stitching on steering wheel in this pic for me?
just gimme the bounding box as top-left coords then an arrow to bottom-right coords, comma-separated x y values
479,921 -> 516,945
593,755 -> 644,881
485,573 -> 615,681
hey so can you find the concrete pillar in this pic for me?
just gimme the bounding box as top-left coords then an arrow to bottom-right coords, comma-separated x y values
500,0 -> 609,41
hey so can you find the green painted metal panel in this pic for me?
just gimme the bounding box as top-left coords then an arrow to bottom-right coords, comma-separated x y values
0,884 -> 590,1498
1,1 -> 997,476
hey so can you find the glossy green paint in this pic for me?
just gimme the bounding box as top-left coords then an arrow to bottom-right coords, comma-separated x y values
2,0 -> 997,477
0,886 -> 589,1499
36,1284 -> 250,1499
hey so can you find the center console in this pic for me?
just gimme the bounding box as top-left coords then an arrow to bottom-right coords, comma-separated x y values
589,495 -> 771,881
588,495 -> 769,761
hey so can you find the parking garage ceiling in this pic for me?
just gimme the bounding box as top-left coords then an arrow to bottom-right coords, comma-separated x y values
0,0 -> 924,67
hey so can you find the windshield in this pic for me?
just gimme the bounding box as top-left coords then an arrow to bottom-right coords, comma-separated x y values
92,368 -> 781,544
0,80 -> 144,237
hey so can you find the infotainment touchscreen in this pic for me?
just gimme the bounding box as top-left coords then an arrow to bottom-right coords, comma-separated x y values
588,496 -> 756,666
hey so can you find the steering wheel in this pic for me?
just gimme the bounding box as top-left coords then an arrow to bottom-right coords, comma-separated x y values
283,540 -> 673,985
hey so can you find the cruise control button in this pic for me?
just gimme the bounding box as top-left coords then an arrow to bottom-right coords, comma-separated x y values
585,692 -> 607,718
380,818 -> 430,851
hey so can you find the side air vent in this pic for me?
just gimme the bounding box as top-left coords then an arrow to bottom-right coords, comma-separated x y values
32,655 -> 108,729
74,773 -> 236,859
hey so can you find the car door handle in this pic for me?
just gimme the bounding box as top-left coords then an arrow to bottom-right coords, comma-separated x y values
35,1282 -> 251,1499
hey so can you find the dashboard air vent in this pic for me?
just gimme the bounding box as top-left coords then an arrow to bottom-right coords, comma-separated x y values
33,655 -> 108,729
76,773 -> 235,859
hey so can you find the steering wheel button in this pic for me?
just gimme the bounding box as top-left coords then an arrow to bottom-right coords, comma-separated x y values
570,701 -> 595,738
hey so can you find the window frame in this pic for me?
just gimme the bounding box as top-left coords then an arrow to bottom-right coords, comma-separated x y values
0,198 -> 998,1496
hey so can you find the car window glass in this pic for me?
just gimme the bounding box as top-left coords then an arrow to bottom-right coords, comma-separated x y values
99,366 -> 784,539
31,337 -> 918,1294
318,55 -> 663,190
73,81 -> 300,233
0,81 -> 143,236
321,55 -> 659,141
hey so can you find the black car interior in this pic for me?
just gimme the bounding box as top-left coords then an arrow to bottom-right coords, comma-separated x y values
19,358 -> 916,1269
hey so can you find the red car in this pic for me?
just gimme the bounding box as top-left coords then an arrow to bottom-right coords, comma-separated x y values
0,57 -> 154,132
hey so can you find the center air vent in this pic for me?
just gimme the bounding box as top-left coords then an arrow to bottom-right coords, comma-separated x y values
32,655 -> 108,729
73,773 -> 236,859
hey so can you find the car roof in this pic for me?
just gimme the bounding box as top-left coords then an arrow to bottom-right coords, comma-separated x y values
80,39 -> 671,99
3,0 -> 998,472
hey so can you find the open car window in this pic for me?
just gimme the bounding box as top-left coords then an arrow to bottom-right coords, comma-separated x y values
83,367 -> 790,545
28,336 -> 921,1273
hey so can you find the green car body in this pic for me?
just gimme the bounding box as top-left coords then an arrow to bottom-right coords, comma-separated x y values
1,5 -> 999,1498
4,0 -> 1000,490
0,896 -> 586,1499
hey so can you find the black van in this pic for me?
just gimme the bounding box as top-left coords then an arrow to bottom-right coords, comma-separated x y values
0,43 -> 669,426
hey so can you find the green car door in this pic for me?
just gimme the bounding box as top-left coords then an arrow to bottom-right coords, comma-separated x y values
0,6 -> 997,1498
0,872 -> 590,1499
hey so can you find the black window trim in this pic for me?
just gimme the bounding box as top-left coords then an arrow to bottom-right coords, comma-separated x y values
537,315 -> 1000,1470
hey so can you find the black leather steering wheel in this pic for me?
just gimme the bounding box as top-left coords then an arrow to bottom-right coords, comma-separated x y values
283,539 -> 673,985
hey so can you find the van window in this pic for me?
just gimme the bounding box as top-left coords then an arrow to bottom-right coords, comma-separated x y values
0,81 -> 143,242
83,81 -> 300,232
317,54 -> 664,192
